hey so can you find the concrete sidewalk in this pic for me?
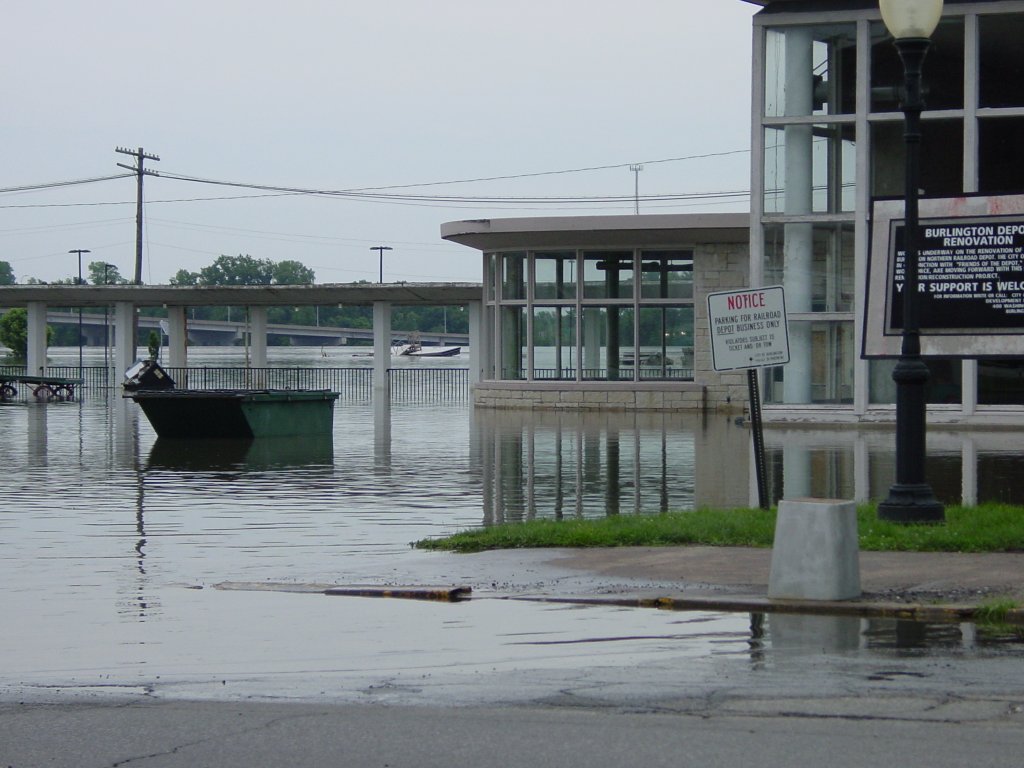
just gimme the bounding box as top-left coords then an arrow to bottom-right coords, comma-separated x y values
506,546 -> 1024,622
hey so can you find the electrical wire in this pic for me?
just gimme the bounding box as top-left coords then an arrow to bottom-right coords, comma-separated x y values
0,173 -> 133,195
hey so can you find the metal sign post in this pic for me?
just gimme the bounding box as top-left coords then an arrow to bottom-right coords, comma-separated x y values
707,286 -> 790,510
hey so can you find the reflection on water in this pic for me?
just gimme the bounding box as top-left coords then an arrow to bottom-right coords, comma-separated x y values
764,427 -> 1024,506
757,613 -> 1023,655
475,409 -> 750,522
148,435 -> 335,470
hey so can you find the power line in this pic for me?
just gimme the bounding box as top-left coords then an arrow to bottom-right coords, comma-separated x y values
0,173 -> 134,195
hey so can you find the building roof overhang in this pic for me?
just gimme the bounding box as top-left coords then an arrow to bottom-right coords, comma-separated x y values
440,213 -> 750,251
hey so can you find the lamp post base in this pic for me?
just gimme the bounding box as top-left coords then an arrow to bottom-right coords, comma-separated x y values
877,483 -> 944,524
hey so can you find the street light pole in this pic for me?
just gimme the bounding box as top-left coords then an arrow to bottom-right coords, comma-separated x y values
877,0 -> 945,524
102,263 -> 115,382
370,245 -> 392,284
69,248 -> 91,384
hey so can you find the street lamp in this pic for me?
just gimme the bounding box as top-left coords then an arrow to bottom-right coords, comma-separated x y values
102,263 -> 116,379
69,248 -> 91,383
370,245 -> 392,284
876,0 -> 945,524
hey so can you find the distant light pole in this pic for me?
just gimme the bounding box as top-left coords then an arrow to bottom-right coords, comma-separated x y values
102,263 -> 115,378
877,0 -> 945,524
69,248 -> 91,382
370,245 -> 392,284
629,164 -> 643,214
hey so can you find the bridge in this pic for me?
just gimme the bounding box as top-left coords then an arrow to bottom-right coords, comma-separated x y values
37,311 -> 469,348
0,282 -> 484,391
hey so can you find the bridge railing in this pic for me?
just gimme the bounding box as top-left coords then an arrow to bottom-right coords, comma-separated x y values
2,365 -> 469,401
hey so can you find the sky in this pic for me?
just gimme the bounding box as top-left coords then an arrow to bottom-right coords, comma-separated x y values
1,1 -> 757,286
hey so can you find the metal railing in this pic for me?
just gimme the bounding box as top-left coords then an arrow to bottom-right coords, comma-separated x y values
1,365 -> 469,401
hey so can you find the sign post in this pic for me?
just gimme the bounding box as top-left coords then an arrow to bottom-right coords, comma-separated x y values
707,286 -> 790,510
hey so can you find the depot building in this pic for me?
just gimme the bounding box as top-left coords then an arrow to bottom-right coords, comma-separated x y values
444,0 -> 1024,422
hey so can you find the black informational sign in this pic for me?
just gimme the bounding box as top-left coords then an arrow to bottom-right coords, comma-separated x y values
887,215 -> 1024,331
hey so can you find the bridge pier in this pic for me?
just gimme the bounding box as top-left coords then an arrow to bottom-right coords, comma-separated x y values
26,302 -> 48,376
249,307 -> 268,368
373,301 -> 391,393
166,306 -> 187,368
114,302 -> 137,380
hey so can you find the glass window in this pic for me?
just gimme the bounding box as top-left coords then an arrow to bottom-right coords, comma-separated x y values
980,14 -> 1024,108
640,251 -> 694,299
870,18 -> 964,112
532,306 -> 576,381
869,359 -> 963,405
765,320 -> 855,405
763,123 -> 856,214
870,119 -> 963,199
979,117 -> 1024,195
486,253 -> 497,301
764,24 -> 857,118
581,306 -> 634,381
763,222 -> 855,313
534,251 -> 577,300
500,306 -> 527,380
582,252 -> 634,299
501,252 -> 526,301
979,360 -> 1024,405
637,306 -> 694,381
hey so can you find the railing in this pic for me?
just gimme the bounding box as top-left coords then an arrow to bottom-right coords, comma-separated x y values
0,365 -> 469,401
163,367 -> 374,398
530,367 -> 696,381
388,367 -> 470,400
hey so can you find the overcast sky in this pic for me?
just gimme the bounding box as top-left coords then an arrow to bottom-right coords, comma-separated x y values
2,1 -> 757,286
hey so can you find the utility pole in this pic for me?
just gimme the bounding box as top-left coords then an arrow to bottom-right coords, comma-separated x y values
115,146 -> 160,285
629,164 -> 644,214
116,147 -> 159,364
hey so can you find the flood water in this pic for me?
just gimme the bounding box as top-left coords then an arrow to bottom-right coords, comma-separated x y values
2,346 -> 1023,706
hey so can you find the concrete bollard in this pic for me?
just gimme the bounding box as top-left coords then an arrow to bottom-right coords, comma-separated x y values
768,498 -> 861,601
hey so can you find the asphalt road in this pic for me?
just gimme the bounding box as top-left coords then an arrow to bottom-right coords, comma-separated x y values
4,695 -> 1024,768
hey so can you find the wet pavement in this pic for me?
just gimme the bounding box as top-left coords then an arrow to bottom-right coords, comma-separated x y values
4,545 -> 1024,767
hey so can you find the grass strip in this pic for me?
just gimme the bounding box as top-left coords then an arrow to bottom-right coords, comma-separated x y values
415,503 -> 1024,554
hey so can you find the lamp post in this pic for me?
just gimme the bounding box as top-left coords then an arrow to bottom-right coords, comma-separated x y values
102,263 -> 115,380
69,248 -> 91,383
877,0 -> 945,524
370,246 -> 392,284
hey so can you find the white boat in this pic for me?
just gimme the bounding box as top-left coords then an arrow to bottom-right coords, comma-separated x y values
392,343 -> 462,357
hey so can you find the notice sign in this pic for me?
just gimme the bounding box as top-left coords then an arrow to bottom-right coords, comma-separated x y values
707,286 -> 790,372
887,216 -> 1024,331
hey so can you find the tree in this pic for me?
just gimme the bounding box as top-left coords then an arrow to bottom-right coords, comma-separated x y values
272,260 -> 315,285
88,261 -> 126,285
0,261 -> 14,285
198,254 -> 275,286
0,308 -> 52,359
169,269 -> 199,286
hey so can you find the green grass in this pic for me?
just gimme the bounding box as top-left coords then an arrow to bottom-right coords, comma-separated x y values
974,596 -> 1021,624
415,503 -> 1024,554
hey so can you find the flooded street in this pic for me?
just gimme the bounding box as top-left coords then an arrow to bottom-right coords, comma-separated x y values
2,347 -> 1024,713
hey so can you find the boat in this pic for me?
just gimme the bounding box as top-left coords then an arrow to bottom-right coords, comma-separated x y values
123,361 -> 339,439
392,343 -> 462,357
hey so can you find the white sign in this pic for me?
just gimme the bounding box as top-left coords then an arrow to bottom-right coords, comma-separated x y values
707,286 -> 790,372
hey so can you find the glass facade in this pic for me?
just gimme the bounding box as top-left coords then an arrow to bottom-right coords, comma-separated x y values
485,250 -> 695,382
755,4 -> 1024,410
